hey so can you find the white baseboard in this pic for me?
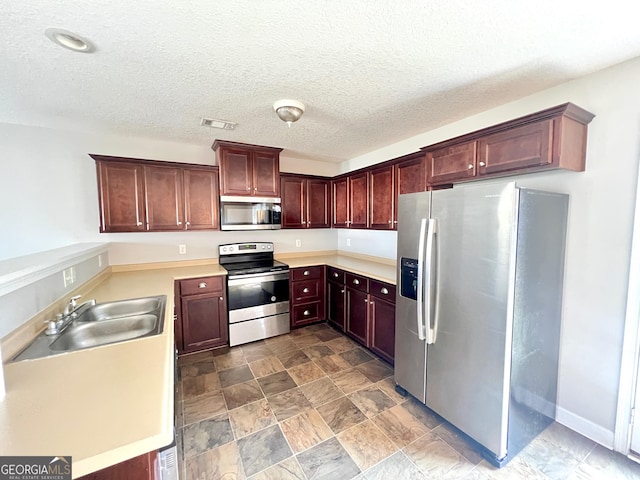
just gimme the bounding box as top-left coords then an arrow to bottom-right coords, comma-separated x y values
556,406 -> 615,449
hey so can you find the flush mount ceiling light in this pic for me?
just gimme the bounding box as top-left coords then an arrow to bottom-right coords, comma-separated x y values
273,99 -> 305,127
45,28 -> 95,53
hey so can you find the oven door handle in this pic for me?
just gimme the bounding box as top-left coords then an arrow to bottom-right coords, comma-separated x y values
228,271 -> 290,285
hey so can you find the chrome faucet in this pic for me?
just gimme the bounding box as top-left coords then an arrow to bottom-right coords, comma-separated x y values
43,295 -> 96,335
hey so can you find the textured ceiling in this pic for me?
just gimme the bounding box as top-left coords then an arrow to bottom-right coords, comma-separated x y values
2,1 -> 640,163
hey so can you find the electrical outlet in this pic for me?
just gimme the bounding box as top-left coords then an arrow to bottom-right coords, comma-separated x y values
346,238 -> 351,247
295,239 -> 301,247
63,267 -> 75,287
179,244 -> 187,255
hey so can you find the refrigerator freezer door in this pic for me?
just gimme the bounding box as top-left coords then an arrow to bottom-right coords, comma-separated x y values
425,182 -> 518,460
395,191 -> 431,403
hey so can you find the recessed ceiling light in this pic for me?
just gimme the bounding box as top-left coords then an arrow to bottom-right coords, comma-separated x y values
200,117 -> 237,130
45,28 -> 95,53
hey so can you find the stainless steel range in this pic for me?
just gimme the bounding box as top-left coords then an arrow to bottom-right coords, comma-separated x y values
219,242 -> 290,346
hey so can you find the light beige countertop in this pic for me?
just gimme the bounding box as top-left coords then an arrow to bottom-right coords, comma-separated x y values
0,256 -> 391,478
0,263 -> 226,478
279,253 -> 397,284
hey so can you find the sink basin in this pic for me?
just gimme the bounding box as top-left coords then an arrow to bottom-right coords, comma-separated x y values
74,297 -> 163,322
12,295 -> 166,362
50,314 -> 159,351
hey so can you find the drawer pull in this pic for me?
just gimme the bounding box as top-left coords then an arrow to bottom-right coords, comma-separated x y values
303,310 -> 310,316
303,287 -> 309,293
333,272 -> 339,278
381,287 -> 389,295
353,279 -> 360,285
198,282 -> 207,288
303,270 -> 310,276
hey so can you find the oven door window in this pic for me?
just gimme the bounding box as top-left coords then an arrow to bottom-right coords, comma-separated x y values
227,275 -> 289,311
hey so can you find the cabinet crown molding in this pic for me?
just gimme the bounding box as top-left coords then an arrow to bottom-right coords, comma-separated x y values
211,139 -> 283,153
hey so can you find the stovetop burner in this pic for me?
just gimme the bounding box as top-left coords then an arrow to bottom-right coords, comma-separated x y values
218,242 -> 289,276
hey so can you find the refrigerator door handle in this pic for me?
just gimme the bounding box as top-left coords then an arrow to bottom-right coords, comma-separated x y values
426,218 -> 439,344
416,218 -> 427,340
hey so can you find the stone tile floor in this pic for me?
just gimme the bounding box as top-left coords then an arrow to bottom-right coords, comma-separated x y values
176,323 -> 640,479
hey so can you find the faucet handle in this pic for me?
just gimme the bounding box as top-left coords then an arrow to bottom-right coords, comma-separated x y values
43,318 -> 59,335
69,295 -> 82,307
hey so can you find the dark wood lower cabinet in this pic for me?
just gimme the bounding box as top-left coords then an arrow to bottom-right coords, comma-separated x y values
346,288 -> 369,345
78,451 -> 157,480
369,295 -> 396,364
175,276 -> 228,354
327,280 -> 346,331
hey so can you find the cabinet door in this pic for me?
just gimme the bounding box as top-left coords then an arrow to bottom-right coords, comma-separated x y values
144,165 -> 184,231
426,142 -> 477,185
307,178 -> 331,228
77,450 -> 156,480
184,168 -> 219,230
327,280 -> 345,331
349,172 -> 369,229
332,177 -> 349,228
181,293 -> 228,351
281,176 -> 306,228
97,161 -> 146,232
369,296 -> 395,365
346,288 -> 369,346
369,165 -> 394,230
253,151 -> 280,197
219,148 -> 253,196
395,155 -> 427,227
478,120 -> 553,175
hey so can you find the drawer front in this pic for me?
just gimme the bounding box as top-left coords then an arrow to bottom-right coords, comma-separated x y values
180,276 -> 224,296
369,280 -> 396,301
327,267 -> 345,283
292,279 -> 322,303
291,265 -> 324,281
345,273 -> 369,293
292,301 -> 323,324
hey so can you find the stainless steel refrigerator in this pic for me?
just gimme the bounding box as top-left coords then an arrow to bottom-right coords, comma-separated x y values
395,181 -> 568,467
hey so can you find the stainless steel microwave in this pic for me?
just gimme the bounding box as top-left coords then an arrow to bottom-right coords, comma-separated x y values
220,196 -> 282,230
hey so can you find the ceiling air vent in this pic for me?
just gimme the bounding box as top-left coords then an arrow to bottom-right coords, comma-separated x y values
200,117 -> 237,130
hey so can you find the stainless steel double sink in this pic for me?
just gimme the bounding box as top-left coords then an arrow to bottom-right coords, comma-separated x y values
12,295 -> 166,362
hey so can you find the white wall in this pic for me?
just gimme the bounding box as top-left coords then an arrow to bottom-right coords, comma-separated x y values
0,124 -> 339,264
340,57 -> 640,447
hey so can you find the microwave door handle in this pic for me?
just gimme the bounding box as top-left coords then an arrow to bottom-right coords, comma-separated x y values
416,218 -> 427,341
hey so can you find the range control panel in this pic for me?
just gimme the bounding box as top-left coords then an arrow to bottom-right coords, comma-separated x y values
219,242 -> 274,256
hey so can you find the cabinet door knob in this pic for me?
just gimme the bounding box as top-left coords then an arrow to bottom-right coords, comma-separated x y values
364,298 -> 368,303
198,282 -> 207,288
303,287 -> 309,293
370,301 -> 374,305
177,221 -> 182,225
388,220 -> 392,223
137,221 -> 143,226
247,187 -> 251,191
381,287 -> 389,295
303,310 -> 310,316
353,279 -> 360,285
301,221 -> 306,224
393,220 -> 398,224
254,187 -> 257,191
303,270 -> 310,276
479,161 -> 486,167
186,221 -> 190,226
340,289 -> 345,293
220,296 -> 224,301
468,164 -> 474,170
333,272 -> 339,278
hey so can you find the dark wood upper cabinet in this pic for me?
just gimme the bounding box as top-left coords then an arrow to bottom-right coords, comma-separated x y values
348,172 -> 369,229
426,142 -> 477,185
394,153 -> 427,227
212,140 -> 282,197
423,103 -> 594,186
184,168 -> 219,230
144,165 -> 184,231
91,155 -> 219,233
332,177 -> 349,228
307,178 -> 331,228
281,174 -> 331,229
369,164 -> 394,230
96,161 -> 146,232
